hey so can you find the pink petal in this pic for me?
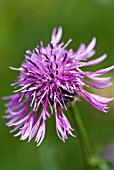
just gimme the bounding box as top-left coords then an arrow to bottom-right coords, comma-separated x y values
51,27 -> 62,45
85,54 -> 107,66
86,37 -> 96,53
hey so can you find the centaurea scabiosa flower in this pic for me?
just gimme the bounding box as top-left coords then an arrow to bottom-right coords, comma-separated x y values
3,27 -> 114,146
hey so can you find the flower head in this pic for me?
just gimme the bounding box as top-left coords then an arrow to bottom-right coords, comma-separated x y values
3,27 -> 114,146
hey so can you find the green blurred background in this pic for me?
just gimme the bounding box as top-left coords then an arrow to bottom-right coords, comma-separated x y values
0,0 -> 114,170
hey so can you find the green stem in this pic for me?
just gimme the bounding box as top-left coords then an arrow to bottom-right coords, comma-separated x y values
69,102 -> 97,170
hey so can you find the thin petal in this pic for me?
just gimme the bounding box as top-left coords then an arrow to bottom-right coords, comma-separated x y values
76,44 -> 86,54
85,65 -> 114,76
85,81 -> 112,89
86,37 -> 96,53
51,27 -> 62,45
85,54 -> 107,66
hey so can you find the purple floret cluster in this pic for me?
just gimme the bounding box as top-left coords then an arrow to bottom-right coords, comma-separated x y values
3,27 -> 114,146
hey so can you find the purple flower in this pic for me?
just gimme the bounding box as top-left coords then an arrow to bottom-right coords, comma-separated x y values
3,27 -> 114,146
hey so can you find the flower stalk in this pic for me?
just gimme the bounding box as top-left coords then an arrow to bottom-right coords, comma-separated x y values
69,102 -> 110,170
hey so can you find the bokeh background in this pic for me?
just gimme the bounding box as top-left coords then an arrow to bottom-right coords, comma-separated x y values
0,0 -> 114,170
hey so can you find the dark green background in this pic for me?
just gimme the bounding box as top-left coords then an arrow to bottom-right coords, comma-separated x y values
0,0 -> 114,170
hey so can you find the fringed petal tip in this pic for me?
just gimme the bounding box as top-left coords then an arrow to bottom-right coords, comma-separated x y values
9,66 -> 24,71
51,27 -> 63,45
2,96 -> 12,100
86,37 -> 96,53
85,54 -> 107,66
